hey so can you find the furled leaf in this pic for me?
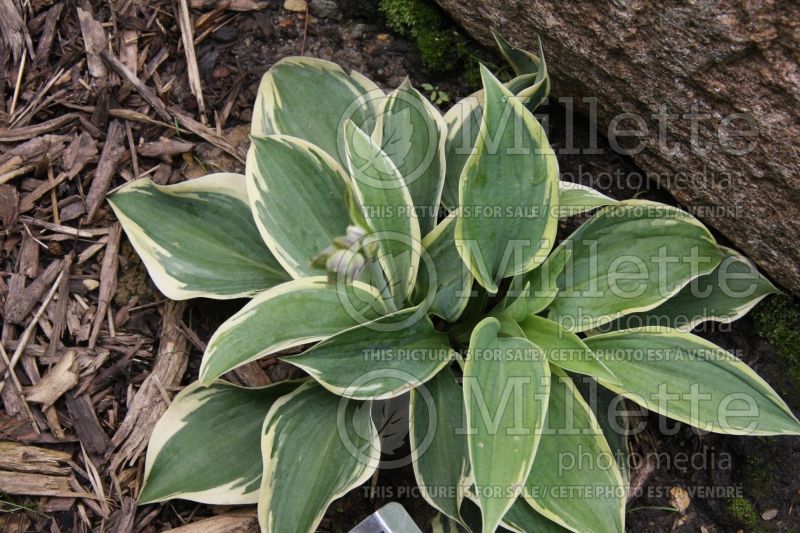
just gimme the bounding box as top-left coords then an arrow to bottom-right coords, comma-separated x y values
259,381 -> 379,532
463,318 -> 550,533
518,314 -> 619,384
108,174 -> 288,300
603,246 -> 779,331
557,181 -> 619,217
497,36 -> 549,115
284,308 -> 455,400
548,200 -> 723,332
455,66 -> 559,293
199,277 -> 386,384
410,366 -> 469,521
415,212 -> 473,322
522,367 -> 626,533
374,79 -> 447,235
585,328 -> 800,435
246,135 -> 352,278
139,379 -> 300,504
344,121 -> 422,306
491,29 -> 546,79
252,57 -> 378,168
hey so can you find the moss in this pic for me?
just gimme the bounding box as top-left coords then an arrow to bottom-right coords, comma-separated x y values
379,0 -> 461,72
753,294 -> 800,384
728,497 -> 757,528
741,448 -> 776,501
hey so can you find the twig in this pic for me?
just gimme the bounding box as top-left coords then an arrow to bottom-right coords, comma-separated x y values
176,0 -> 207,122
19,216 -> 110,238
9,53 -> 26,117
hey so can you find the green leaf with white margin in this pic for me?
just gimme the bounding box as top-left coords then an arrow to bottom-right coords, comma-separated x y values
251,57 -> 378,168
108,174 -> 289,300
504,241 -> 571,321
548,200 -> 723,332
139,379 -> 301,504
246,135 -> 353,278
441,69 -> 551,212
464,318 -> 550,533
259,380 -> 379,532
410,366 -> 469,522
522,366 -> 626,533
502,499 -> 570,533
557,181 -> 619,218
344,121 -> 422,306
518,314 -> 619,385
491,29 -> 546,78
585,327 -> 800,435
455,65 -> 559,293
373,79 -> 447,236
414,212 -> 473,322
284,307 -> 456,400
199,277 -> 386,384
603,246 -> 779,331
442,91 -> 479,211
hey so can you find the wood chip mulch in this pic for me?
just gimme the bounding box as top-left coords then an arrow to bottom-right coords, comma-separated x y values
0,0 -> 380,530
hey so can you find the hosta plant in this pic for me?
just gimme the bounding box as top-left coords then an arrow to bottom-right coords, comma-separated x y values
110,31 -> 799,533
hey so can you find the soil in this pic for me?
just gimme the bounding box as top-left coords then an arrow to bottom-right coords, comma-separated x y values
0,0 -> 797,531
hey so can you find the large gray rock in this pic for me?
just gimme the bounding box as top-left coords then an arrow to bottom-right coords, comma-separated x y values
436,0 -> 800,294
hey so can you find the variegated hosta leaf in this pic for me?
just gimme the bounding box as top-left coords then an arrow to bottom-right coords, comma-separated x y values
557,181 -> 619,218
518,314 -> 619,384
108,174 -> 288,300
246,135 -> 352,278
139,379 -> 301,504
442,92 -> 480,211
373,79 -> 447,236
441,63 -> 550,213
199,277 -> 386,384
491,29 -> 547,80
344,121 -> 422,306
501,42 -> 549,116
605,246 -> 778,331
410,366 -> 469,522
502,499 -> 570,533
455,66 -> 559,293
548,200 -> 723,332
284,308 -> 456,400
252,57 -> 379,168
585,327 -> 800,435
504,242 -> 571,321
522,367 -> 625,533
464,318 -> 551,533
415,212 -> 473,322
259,381 -> 379,532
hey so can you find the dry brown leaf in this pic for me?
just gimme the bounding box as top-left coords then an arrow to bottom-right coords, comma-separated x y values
669,485 -> 691,514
